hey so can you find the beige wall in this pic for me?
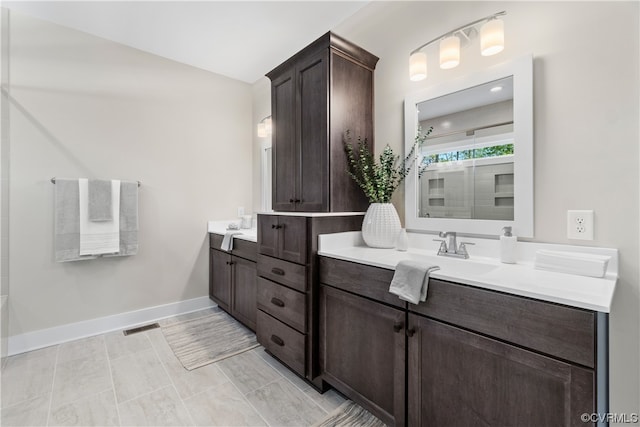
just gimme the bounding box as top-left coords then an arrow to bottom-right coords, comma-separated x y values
252,77 -> 271,213
332,0 -> 639,420
7,11 -> 253,336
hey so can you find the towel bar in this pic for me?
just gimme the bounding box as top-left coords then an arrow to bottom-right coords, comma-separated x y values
50,177 -> 141,187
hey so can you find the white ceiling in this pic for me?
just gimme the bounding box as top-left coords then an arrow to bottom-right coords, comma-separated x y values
4,1 -> 369,83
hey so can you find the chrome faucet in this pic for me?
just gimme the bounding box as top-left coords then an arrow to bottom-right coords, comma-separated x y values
434,231 -> 474,259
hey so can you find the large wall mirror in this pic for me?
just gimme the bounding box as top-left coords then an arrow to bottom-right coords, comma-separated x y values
404,55 -> 533,237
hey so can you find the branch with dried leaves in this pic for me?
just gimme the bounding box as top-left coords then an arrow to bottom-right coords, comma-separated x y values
343,127 -> 433,203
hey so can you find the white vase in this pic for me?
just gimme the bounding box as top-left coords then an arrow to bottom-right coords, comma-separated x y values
362,203 -> 402,248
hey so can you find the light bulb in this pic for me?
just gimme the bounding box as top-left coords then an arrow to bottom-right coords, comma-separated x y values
409,51 -> 427,81
481,18 -> 504,56
439,35 -> 460,69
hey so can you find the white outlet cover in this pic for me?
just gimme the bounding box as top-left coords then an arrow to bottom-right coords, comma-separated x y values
567,210 -> 594,240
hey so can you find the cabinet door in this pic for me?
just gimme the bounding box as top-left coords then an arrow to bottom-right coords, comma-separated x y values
278,216 -> 307,265
320,285 -> 405,427
407,314 -> 595,427
296,49 -> 329,212
231,257 -> 257,331
271,69 -> 297,212
209,249 -> 231,312
258,215 -> 279,258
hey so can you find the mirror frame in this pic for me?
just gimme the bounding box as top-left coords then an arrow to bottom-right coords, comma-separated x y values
404,54 -> 533,237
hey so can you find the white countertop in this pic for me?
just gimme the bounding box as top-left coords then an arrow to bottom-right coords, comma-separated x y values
257,211 -> 365,217
318,232 -> 618,313
207,220 -> 257,243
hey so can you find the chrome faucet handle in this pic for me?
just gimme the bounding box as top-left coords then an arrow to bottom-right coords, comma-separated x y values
433,239 -> 448,253
457,242 -> 475,258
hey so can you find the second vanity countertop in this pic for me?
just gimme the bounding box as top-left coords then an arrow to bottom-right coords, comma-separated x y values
318,231 -> 618,313
207,220 -> 257,243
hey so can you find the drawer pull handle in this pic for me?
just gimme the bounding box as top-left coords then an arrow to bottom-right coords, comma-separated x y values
270,335 -> 285,346
393,321 -> 404,333
270,297 -> 285,307
271,268 -> 285,276
406,328 -> 416,338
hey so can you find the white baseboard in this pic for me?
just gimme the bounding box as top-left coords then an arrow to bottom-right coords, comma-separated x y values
7,296 -> 216,356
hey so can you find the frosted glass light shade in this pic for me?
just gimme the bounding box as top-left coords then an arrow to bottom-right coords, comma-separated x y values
257,122 -> 266,138
264,117 -> 272,136
409,51 -> 427,81
481,18 -> 504,56
439,35 -> 460,69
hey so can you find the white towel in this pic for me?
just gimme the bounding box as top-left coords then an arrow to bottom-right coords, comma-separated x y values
389,260 -> 440,304
79,179 -> 120,255
221,231 -> 242,251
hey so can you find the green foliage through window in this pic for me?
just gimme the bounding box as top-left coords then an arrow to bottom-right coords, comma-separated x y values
421,143 -> 514,166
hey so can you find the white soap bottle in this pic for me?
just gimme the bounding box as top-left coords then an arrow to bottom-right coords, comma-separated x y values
500,226 -> 517,264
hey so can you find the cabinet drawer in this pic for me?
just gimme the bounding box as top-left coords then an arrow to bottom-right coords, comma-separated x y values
257,277 -> 306,333
232,239 -> 257,262
257,310 -> 305,376
209,234 -> 257,262
319,257 -> 403,309
209,233 -> 223,249
257,254 -> 307,293
412,279 -> 596,368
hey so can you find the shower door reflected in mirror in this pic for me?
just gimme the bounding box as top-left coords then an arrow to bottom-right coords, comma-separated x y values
418,76 -> 514,221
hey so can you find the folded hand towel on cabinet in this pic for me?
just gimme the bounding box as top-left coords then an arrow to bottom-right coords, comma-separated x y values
88,179 -> 112,221
221,231 -> 243,251
389,260 -> 440,304
54,178 -> 96,262
79,178 -> 120,256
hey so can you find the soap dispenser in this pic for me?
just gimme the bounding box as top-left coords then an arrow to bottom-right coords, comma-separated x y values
500,226 -> 517,264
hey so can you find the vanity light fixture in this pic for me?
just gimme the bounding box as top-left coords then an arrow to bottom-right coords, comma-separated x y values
409,11 -> 506,81
257,116 -> 272,138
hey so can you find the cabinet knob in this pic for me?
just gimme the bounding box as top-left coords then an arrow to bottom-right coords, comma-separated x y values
271,224 -> 277,229
289,199 -> 295,203
270,335 -> 285,347
294,199 -> 301,203
270,297 -> 285,307
271,267 -> 285,276
406,328 -> 416,337
393,321 -> 404,333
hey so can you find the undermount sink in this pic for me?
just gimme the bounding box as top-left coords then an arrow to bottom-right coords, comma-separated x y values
397,252 -> 499,277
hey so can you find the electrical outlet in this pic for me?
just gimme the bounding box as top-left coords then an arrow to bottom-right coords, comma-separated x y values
237,206 -> 245,217
567,210 -> 594,240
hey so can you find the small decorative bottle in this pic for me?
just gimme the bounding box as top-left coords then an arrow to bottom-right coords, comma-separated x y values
396,228 -> 409,251
500,226 -> 517,264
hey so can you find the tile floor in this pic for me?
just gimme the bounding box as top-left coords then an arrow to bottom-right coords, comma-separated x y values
0,307 -> 348,426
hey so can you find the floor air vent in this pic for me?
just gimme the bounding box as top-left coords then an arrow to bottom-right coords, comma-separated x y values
123,323 -> 160,336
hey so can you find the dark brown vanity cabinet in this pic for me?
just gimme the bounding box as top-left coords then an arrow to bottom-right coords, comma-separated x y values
320,285 -> 406,427
319,256 -> 600,427
257,215 -> 307,265
267,32 -> 378,213
256,213 -> 364,388
209,234 -> 257,331
407,314 -> 594,427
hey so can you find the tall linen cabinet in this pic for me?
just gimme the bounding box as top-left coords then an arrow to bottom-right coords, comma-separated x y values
266,32 -> 379,213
